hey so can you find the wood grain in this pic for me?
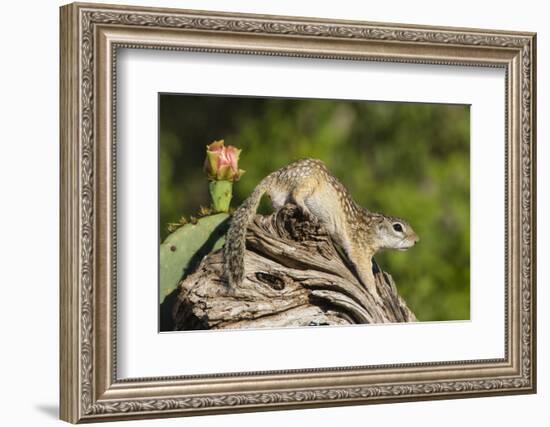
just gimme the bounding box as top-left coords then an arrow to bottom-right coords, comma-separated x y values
173,205 -> 416,330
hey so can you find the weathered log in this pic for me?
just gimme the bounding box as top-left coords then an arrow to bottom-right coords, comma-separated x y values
173,205 -> 416,330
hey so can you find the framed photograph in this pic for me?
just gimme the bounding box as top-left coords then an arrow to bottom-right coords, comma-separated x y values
60,2 -> 536,423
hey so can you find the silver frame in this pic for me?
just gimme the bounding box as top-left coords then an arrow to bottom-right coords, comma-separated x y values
60,2 -> 536,423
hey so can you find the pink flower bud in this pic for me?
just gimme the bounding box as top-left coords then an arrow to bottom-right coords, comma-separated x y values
204,140 -> 245,182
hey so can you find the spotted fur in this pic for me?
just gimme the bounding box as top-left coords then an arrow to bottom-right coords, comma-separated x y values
223,158 -> 419,302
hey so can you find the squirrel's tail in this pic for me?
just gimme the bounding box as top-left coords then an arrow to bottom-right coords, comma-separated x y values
224,174 -> 275,287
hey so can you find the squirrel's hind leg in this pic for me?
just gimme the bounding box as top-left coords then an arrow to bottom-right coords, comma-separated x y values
267,188 -> 290,210
290,180 -> 317,219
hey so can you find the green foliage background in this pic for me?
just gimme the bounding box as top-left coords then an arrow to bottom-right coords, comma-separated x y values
159,94 -> 470,321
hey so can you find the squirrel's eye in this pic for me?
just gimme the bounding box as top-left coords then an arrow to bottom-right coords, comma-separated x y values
392,223 -> 403,232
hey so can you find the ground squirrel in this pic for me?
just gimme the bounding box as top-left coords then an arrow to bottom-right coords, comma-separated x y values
223,158 -> 419,303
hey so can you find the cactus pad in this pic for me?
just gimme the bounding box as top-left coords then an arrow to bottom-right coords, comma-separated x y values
159,213 -> 229,304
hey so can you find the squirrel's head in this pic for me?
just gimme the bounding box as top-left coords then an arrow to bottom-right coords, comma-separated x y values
359,212 -> 420,252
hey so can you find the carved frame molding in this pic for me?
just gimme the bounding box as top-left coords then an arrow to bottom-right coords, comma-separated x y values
60,2 -> 536,423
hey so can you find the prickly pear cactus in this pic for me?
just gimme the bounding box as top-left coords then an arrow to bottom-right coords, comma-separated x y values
160,139 -> 244,330
159,213 -> 229,303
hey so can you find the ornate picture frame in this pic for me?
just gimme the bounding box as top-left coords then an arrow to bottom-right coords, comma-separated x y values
60,2 -> 536,423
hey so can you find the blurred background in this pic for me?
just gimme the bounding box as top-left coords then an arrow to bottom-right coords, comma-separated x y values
159,94 -> 470,321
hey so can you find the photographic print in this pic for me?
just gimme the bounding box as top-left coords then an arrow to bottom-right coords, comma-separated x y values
60,4 -> 535,421
159,94 -> 470,331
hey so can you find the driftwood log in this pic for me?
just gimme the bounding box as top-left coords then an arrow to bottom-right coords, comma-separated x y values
173,205 -> 416,330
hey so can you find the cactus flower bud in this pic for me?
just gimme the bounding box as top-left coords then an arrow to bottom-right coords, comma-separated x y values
204,140 -> 245,213
204,140 -> 245,182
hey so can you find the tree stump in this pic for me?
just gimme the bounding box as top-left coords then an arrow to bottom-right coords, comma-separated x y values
173,205 -> 416,330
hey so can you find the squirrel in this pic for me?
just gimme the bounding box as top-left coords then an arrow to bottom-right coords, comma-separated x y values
223,158 -> 419,303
